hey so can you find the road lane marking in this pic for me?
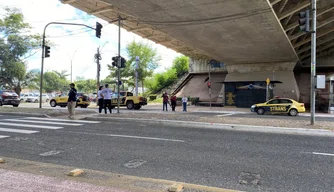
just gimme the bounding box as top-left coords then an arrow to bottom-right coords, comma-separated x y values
62,131 -> 185,143
312,152 -> 334,157
216,114 -> 233,117
0,122 -> 62,130
106,134 -> 185,142
0,128 -> 39,134
0,135 -> 9,139
3,119 -> 82,126
24,117 -> 100,124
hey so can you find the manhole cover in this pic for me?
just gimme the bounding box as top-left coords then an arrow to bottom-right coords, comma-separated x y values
124,159 -> 146,168
238,172 -> 261,185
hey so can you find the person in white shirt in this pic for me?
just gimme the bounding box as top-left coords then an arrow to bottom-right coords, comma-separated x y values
97,86 -> 104,114
182,95 -> 188,112
100,84 -> 113,114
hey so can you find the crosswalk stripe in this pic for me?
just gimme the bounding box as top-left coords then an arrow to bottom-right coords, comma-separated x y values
24,117 -> 100,124
0,122 -> 62,130
0,135 -> 9,139
0,128 -> 39,134
3,119 -> 82,126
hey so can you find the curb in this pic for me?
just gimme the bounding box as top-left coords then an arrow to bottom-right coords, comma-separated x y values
84,116 -> 334,137
0,112 -> 50,118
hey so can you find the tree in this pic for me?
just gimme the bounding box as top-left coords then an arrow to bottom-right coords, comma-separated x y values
43,71 -> 69,93
107,40 -> 161,92
0,7 -> 42,94
75,79 -> 96,93
172,56 -> 189,77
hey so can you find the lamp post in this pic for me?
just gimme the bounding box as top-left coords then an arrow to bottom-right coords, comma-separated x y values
70,49 -> 78,83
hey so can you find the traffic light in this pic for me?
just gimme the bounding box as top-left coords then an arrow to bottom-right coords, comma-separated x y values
44,45 -> 50,58
298,10 -> 310,32
111,56 -> 118,67
120,57 -> 126,68
207,81 -> 211,88
96,22 -> 103,38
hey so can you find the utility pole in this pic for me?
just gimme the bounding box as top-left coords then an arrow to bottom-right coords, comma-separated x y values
209,63 -> 212,109
310,0 -> 317,125
95,47 -> 101,95
117,16 -> 121,114
135,56 -> 139,96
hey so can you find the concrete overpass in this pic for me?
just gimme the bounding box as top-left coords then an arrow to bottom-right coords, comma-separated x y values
61,0 -> 334,102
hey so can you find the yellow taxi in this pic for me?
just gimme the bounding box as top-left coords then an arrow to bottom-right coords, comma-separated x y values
251,98 -> 305,116
49,92 -> 91,108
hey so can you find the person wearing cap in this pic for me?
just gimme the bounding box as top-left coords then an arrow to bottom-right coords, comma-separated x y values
67,83 -> 77,118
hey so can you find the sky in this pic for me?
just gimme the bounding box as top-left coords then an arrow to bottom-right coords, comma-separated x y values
0,0 -> 182,81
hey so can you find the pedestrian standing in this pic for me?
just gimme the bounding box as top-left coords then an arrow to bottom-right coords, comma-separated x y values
67,83 -> 77,119
182,95 -> 188,112
170,95 -> 177,112
100,84 -> 113,114
162,91 -> 169,111
97,86 -> 104,114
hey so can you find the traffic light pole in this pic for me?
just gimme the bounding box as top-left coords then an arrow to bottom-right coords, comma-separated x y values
39,22 -> 98,109
117,16 -> 121,114
96,47 -> 101,97
310,0 -> 317,125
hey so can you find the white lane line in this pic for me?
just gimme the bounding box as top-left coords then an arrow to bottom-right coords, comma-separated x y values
3,119 -> 82,126
0,135 -> 9,139
106,134 -> 185,142
312,152 -> 334,157
216,114 -> 233,117
0,128 -> 39,134
0,122 -> 62,130
24,117 -> 100,124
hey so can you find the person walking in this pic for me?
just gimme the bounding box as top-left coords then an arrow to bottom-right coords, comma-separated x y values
170,94 -> 177,112
97,86 -> 104,114
162,91 -> 169,111
182,95 -> 188,112
67,83 -> 77,119
100,84 -> 113,114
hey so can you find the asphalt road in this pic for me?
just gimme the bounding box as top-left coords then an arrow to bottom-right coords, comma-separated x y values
0,115 -> 333,192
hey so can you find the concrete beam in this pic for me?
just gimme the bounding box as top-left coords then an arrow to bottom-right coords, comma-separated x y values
278,1 -> 310,20
300,41 -> 334,59
297,35 -> 334,54
129,27 -> 153,32
90,6 -> 113,14
284,4 -> 334,32
60,0 -> 77,4
293,27 -> 334,48
278,0 -> 289,13
270,0 -> 282,6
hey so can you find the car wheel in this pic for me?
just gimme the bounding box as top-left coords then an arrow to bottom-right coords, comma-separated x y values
50,100 -> 57,107
0,101 -> 2,106
34,99 -> 38,103
256,108 -> 265,115
13,105 -> 19,107
126,101 -> 134,109
289,108 -> 298,116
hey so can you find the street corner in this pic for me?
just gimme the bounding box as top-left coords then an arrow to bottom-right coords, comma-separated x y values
67,168 -> 84,177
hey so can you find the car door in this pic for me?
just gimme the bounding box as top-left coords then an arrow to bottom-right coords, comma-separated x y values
277,99 -> 293,113
265,99 -> 282,113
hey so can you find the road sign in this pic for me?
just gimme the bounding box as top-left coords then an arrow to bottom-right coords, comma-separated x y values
266,78 -> 270,85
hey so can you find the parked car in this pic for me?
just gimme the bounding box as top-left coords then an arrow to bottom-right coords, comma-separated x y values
25,93 -> 40,103
49,92 -> 91,108
0,90 -> 20,107
20,93 -> 36,102
251,98 -> 305,116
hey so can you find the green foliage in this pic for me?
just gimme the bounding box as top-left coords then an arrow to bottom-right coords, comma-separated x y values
75,79 -> 96,93
107,40 -> 161,89
0,7 -> 42,94
43,71 -> 69,93
172,56 -> 189,77
146,56 -> 189,94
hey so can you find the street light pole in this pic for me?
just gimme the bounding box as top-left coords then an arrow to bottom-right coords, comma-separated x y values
310,0 -> 317,125
117,16 -> 121,114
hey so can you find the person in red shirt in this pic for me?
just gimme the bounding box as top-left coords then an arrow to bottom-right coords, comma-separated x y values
170,95 -> 177,111
162,92 -> 169,111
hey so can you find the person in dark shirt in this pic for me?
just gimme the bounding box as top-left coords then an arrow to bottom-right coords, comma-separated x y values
170,94 -> 177,111
162,91 -> 169,111
67,83 -> 77,118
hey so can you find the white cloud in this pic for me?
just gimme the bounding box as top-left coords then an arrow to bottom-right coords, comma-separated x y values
0,0 -> 181,81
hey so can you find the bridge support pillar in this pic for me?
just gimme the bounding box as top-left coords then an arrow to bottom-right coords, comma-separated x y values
225,62 -> 300,101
